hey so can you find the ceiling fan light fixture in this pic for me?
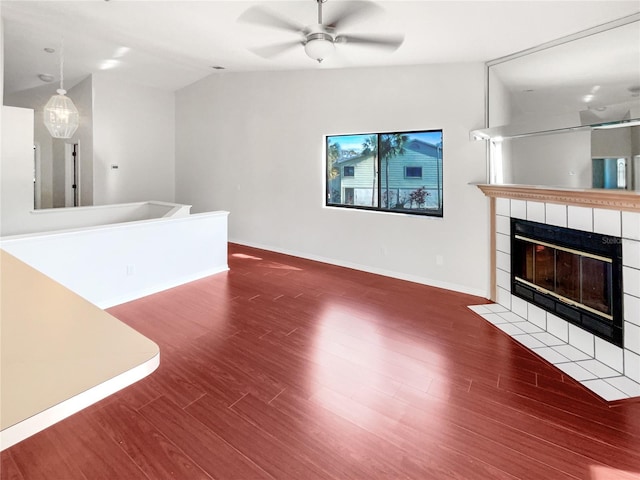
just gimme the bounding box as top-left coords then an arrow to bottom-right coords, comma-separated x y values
240,0 -> 402,63
304,32 -> 335,63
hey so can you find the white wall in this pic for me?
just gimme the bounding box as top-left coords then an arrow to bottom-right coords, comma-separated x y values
1,13 -> 4,163
0,7 -> 3,97
487,68 -> 513,183
175,64 -> 490,297
1,211 -> 229,308
4,83 -> 52,206
92,73 -> 175,206
592,125 -> 640,159
1,106 -> 34,236
2,200 -> 189,237
488,67 -> 511,128
509,130 -> 592,188
633,126 -> 640,155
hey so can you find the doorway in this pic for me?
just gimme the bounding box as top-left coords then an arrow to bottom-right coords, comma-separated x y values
592,157 -> 631,189
65,143 -> 79,207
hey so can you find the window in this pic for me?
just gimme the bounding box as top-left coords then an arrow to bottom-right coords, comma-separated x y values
326,130 -> 443,216
405,166 -> 422,178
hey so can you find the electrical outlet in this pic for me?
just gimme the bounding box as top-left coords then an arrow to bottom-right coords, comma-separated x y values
126,264 -> 135,276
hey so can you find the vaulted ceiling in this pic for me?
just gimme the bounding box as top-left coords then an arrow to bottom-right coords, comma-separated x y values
2,1 -> 639,96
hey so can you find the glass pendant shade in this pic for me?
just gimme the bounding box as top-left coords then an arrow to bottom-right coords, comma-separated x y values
44,88 -> 79,139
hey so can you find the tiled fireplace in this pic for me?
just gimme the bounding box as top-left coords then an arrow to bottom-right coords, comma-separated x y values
473,185 -> 640,402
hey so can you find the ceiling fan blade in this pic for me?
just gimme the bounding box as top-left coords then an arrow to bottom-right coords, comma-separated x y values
249,40 -> 302,59
323,1 -> 382,30
238,5 -> 304,34
335,34 -> 405,51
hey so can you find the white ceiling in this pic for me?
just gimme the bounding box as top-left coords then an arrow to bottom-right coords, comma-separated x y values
2,0 -> 640,96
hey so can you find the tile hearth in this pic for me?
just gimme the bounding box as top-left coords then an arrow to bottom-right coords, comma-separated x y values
469,303 -> 640,402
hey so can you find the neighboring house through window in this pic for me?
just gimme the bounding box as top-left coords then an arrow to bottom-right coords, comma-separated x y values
326,130 -> 443,217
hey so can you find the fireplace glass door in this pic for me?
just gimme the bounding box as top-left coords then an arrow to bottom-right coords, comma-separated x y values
510,219 -> 623,347
514,236 -> 613,320
581,256 -> 612,315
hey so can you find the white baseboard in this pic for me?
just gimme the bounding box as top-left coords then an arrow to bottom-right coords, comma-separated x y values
229,238 -> 487,299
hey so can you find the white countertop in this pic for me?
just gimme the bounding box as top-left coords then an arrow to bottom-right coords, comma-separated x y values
0,250 -> 159,450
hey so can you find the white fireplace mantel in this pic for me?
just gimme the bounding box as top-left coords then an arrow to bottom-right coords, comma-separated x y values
476,184 -> 640,212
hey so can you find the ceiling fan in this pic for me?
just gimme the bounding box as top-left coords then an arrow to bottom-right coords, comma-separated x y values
238,0 -> 404,63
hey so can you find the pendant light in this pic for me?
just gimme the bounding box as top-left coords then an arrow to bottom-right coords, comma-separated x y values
43,39 -> 79,139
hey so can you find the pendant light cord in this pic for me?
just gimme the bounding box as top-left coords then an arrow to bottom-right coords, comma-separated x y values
43,36 -> 80,139
59,38 -> 65,92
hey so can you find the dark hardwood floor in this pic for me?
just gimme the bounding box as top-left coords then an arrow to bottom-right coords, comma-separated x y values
3,243 -> 640,479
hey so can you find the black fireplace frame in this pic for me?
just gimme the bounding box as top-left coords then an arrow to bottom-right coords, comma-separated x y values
510,218 -> 624,348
